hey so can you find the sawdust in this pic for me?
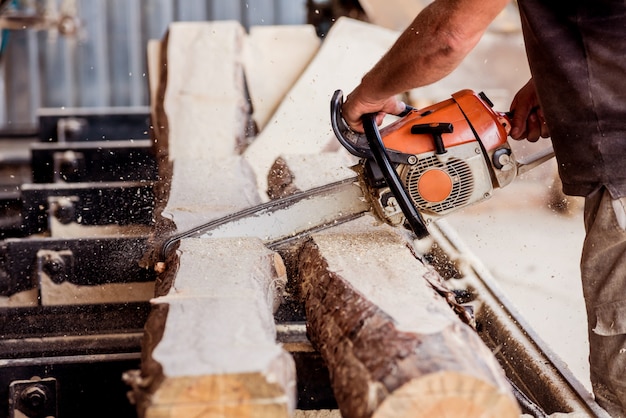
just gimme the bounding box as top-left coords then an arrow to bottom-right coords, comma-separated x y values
294,410 -> 342,418
445,170 -> 590,393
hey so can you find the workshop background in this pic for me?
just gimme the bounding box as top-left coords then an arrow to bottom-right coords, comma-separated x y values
0,0 -> 322,129
0,0 -> 590,416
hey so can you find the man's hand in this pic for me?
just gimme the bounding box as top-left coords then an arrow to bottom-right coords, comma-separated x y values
509,79 -> 550,142
342,85 -> 407,133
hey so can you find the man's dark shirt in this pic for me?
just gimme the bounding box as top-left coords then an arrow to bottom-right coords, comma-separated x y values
518,0 -> 626,198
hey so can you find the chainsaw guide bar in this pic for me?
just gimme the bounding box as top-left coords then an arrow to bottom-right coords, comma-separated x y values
158,176 -> 371,261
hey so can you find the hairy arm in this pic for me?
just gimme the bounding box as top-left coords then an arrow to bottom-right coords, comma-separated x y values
343,0 -> 510,131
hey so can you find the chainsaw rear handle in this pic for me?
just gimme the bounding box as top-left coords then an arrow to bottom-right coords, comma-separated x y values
362,113 -> 430,239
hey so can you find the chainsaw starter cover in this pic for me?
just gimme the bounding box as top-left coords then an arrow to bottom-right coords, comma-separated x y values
417,168 -> 453,203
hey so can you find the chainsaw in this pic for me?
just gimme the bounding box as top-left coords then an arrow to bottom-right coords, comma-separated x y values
331,89 -> 554,238
158,89 -> 554,261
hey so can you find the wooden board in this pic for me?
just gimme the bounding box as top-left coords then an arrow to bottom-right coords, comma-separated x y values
244,25 -> 320,131
358,0 -> 426,31
146,39 -> 163,135
298,221 -> 520,417
406,30 -> 530,111
243,17 -> 400,198
358,0 -> 521,33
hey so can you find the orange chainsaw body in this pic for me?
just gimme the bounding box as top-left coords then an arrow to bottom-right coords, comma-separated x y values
331,88 -> 518,234
380,90 -> 511,156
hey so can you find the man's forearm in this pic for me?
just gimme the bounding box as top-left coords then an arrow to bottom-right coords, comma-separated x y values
359,0 -> 510,102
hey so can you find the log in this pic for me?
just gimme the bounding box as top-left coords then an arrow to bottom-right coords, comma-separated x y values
143,21 -> 261,241
134,238 -> 296,417
297,221 -> 520,418
145,35 -> 173,240
126,21 -> 297,417
266,153 -> 356,199
162,155 -> 261,233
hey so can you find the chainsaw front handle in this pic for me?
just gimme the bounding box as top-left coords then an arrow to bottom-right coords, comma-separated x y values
362,113 -> 430,239
331,89 -> 429,238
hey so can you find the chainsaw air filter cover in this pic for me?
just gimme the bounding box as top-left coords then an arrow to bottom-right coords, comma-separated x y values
398,141 -> 493,215
382,90 -> 513,215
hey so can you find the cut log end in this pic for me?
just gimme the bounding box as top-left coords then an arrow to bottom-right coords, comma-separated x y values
374,372 -> 520,418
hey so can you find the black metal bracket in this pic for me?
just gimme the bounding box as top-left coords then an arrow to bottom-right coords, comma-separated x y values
0,236 -> 155,296
30,140 -> 157,184
38,108 -> 150,143
9,377 -> 57,418
19,182 -> 155,235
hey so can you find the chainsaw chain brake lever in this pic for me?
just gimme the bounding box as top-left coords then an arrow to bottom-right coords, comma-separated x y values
362,113 -> 430,239
331,90 -> 373,158
330,89 -> 415,159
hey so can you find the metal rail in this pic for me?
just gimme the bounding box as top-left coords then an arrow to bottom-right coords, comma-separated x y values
430,219 -> 609,417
